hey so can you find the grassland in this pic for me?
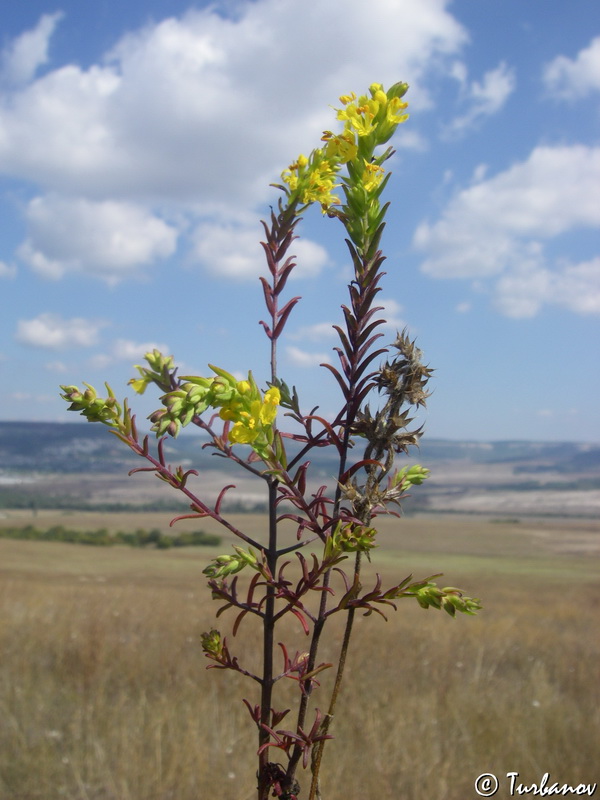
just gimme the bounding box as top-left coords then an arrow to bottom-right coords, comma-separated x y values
0,510 -> 598,800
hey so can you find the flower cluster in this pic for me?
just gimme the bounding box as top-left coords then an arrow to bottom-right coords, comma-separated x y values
222,382 -> 280,447
280,150 -> 342,212
326,521 -> 378,556
336,83 -> 409,147
60,382 -> 126,427
279,81 -> 409,216
203,546 -> 260,579
128,349 -> 176,395
142,361 -> 280,456
410,582 -> 482,617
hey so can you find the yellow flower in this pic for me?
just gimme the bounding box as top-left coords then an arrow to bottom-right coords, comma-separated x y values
219,400 -> 244,422
225,386 -> 280,448
322,130 -> 358,163
129,376 -> 151,395
335,83 -> 409,146
281,148 -> 342,211
373,88 -> 388,106
386,96 -> 409,126
362,160 -> 385,192
260,387 -> 280,424
230,415 -> 260,444
337,101 -> 377,137
304,158 -> 341,210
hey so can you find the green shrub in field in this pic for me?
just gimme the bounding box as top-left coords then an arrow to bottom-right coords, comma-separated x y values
0,524 -> 220,548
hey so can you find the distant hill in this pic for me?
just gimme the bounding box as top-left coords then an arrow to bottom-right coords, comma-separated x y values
1,421 -> 599,516
2,420 -> 599,472
0,421 -> 140,473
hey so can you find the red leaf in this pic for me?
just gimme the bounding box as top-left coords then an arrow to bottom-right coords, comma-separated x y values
319,362 -> 350,400
259,276 -> 275,314
215,484 -> 236,514
259,320 -> 273,339
232,609 -> 248,636
339,458 -> 384,483
274,256 -> 297,295
273,296 -> 301,339
290,608 -> 310,635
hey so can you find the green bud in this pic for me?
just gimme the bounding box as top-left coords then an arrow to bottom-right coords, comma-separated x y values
200,628 -> 223,659
203,548 -> 258,579
392,464 -> 431,493
387,81 -> 409,100
330,522 -> 377,554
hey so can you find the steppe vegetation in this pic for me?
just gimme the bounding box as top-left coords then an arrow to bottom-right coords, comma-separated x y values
1,511 -> 598,800
5,75 -> 598,799
0,523 -> 219,549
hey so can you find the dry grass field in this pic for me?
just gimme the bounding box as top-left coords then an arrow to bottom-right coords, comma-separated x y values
0,510 -> 599,800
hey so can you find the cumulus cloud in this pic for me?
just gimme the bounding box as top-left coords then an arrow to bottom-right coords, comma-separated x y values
414,144 -> 600,316
543,36 -> 600,99
16,313 -> 106,349
494,256 -> 600,318
0,12 -> 63,87
0,2 -> 469,281
290,297 -> 404,340
90,338 -> 170,368
444,61 -> 515,137
286,345 -> 331,368
192,222 -> 329,280
0,2 -> 466,203
18,196 -> 178,281
44,360 -> 69,374
288,298 -> 405,360
111,339 -> 170,360
415,145 -> 600,278
191,223 -> 269,279
0,260 -> 17,278
378,298 -> 407,331
290,322 -> 338,343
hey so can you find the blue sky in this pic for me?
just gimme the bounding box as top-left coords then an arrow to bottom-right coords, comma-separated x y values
1,0 -> 599,442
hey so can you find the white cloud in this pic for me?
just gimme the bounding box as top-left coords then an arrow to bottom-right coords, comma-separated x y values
18,195 -> 178,281
0,260 -> 17,278
495,256 -> 600,318
416,145 -> 600,277
192,222 -> 329,280
553,257 -> 600,314
378,298 -> 406,331
491,245 -> 550,318
111,339 -> 170,361
44,360 -> 69,374
289,298 -> 404,345
0,3 -> 469,282
415,145 -> 600,316
16,313 -> 106,349
0,3 -> 467,204
0,12 -> 63,87
290,322 -> 338,342
286,345 -> 331,368
445,61 -> 515,137
90,338 -> 170,368
290,239 -> 331,279
191,223 -> 267,279
543,36 -> 600,99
